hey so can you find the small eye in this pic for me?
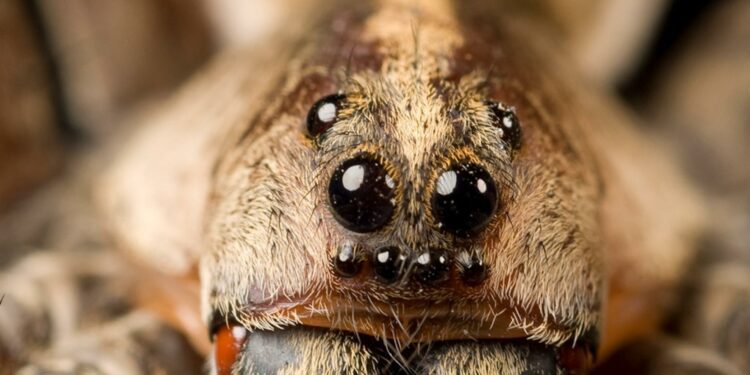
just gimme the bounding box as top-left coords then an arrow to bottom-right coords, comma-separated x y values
457,251 -> 488,285
328,154 -> 396,233
333,241 -> 365,278
488,101 -> 521,149
372,246 -> 404,283
432,162 -> 498,237
413,248 -> 450,284
306,94 -> 346,137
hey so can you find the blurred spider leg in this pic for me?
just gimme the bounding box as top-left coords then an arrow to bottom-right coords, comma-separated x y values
593,336 -> 742,375
16,311 -> 202,375
677,263 -> 750,373
0,250 -> 126,370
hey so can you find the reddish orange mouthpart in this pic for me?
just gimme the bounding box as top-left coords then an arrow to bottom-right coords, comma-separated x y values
214,324 -> 248,375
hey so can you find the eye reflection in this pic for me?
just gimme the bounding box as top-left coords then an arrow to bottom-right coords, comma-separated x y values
342,165 -> 365,191
436,170 -> 458,196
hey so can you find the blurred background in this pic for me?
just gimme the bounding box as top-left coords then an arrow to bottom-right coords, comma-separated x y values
0,0 -> 748,373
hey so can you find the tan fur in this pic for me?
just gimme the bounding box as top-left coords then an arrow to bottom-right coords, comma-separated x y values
202,0 -> 606,347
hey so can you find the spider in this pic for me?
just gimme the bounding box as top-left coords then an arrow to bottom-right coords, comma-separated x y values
1,0 -> 748,374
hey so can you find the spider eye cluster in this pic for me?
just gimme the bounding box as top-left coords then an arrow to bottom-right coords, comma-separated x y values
327,157 -> 499,236
330,241 -> 489,286
307,95 -> 511,237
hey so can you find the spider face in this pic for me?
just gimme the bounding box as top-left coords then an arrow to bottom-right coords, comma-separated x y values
9,0 -> 718,373
303,87 -> 515,290
202,2 -> 605,373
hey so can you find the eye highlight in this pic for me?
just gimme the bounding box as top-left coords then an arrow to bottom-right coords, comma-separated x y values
488,101 -> 522,150
431,162 -> 498,237
306,94 -> 346,137
328,154 -> 396,233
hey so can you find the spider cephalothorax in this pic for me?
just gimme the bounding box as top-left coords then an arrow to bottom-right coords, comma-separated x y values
201,1 -> 613,372
82,0 -> 705,373
9,0 -> 750,374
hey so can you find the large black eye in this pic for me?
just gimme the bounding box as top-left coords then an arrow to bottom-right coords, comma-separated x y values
328,154 -> 396,232
306,94 -> 345,137
489,101 -> 521,150
432,163 -> 497,237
